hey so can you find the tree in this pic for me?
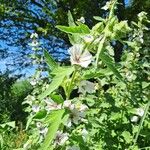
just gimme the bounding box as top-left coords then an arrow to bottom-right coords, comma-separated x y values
0,0 -> 149,73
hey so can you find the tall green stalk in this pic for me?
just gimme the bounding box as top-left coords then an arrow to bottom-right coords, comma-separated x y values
66,68 -> 77,99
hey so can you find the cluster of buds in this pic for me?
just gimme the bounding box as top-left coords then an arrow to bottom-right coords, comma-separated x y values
29,33 -> 39,50
44,98 -> 88,127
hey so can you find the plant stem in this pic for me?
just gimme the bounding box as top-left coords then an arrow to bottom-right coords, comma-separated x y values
95,0 -> 117,68
66,67 -> 77,99
132,100 -> 150,147
95,35 -> 106,68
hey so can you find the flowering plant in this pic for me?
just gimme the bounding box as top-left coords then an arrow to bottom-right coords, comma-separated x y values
22,0 -> 150,150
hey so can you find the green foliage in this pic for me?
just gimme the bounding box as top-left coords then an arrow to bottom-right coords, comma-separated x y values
56,24 -> 90,35
44,50 -> 58,71
0,73 -> 33,149
38,66 -> 74,100
41,109 -> 65,150
2,0 -> 150,149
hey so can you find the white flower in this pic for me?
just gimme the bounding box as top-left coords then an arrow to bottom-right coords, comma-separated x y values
30,40 -> 39,47
131,116 -> 139,123
39,127 -> 48,136
23,140 -> 32,149
63,101 -> 88,126
30,33 -> 38,39
54,131 -> 68,146
36,122 -> 48,136
138,12 -> 147,21
63,100 -> 75,110
77,17 -> 85,23
136,108 -> 144,117
32,104 -> 40,112
101,2 -> 111,10
70,104 -> 87,124
78,80 -> 96,94
36,122 -> 42,128
67,145 -> 80,150
75,103 -> 88,112
71,109 -> 81,124
83,35 -> 94,43
64,119 -> 72,127
81,128 -> 88,142
68,44 -> 92,68
44,98 -> 62,111
30,79 -> 37,86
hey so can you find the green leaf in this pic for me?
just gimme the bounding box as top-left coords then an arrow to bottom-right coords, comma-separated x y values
38,75 -> 65,100
0,134 -> 4,148
26,115 -> 34,130
92,22 -> 104,34
122,131 -> 132,144
50,94 -> 64,104
83,68 -> 113,79
51,66 -> 74,76
142,82 -> 150,89
56,24 -> 90,35
67,11 -> 82,44
100,53 -> 123,81
34,109 -> 47,119
93,16 -> 105,22
44,50 -> 58,71
39,67 -> 74,100
68,11 -> 76,26
41,109 -> 65,150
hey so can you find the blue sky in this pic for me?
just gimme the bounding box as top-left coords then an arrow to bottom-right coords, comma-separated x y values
0,0 -> 131,77
125,0 -> 130,6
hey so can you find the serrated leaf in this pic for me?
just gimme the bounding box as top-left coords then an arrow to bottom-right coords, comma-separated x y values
41,109 -> 65,150
56,24 -> 90,35
44,50 -> 58,71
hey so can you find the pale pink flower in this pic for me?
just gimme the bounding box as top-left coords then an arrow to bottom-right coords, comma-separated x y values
78,80 -> 96,94
54,131 -> 68,146
63,100 -> 75,110
44,98 -> 62,111
69,104 -> 88,125
68,44 -> 92,68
